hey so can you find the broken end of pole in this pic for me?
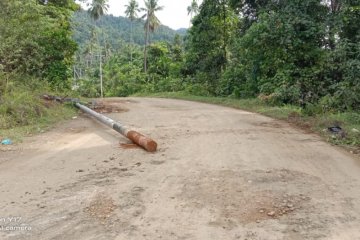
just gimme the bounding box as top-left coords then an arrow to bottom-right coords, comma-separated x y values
126,131 -> 157,152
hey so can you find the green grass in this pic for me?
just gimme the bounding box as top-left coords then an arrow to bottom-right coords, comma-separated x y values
135,92 -> 360,150
0,103 -> 77,143
315,112 -> 360,147
0,82 -> 78,143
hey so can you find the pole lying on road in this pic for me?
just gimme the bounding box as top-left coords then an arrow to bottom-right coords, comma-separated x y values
75,102 -> 157,152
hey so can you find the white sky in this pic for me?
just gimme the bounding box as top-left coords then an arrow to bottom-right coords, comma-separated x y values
80,0 -> 203,30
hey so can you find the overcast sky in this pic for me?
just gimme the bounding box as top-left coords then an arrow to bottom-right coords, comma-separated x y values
80,0 -> 203,30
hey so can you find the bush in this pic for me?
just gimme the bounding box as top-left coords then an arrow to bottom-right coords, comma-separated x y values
184,83 -> 211,96
0,76 -> 75,130
0,90 -> 46,128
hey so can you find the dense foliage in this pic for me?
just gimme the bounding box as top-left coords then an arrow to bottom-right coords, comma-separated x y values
74,34 -> 185,97
0,0 -> 358,143
73,0 -> 359,113
3,0 -> 354,114
72,10 -> 185,49
184,0 -> 360,111
72,0 -> 186,97
0,0 -> 79,131
0,0 -> 78,90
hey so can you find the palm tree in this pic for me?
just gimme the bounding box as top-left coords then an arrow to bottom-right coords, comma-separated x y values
88,0 -> 109,98
187,0 -> 199,26
125,0 -> 140,63
88,0 -> 109,21
141,0 -> 164,72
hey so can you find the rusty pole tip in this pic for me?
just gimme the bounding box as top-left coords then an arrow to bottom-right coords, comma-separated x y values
126,131 -> 157,152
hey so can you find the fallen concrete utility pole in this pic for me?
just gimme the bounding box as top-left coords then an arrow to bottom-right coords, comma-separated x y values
75,102 -> 157,152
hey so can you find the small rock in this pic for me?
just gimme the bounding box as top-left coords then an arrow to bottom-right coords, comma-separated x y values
259,209 -> 264,213
267,211 -> 275,217
351,128 -> 359,133
287,204 -> 294,208
76,169 -> 84,173
109,157 -> 115,160
256,220 -> 260,223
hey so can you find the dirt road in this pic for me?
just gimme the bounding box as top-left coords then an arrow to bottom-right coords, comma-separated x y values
1,98 -> 360,240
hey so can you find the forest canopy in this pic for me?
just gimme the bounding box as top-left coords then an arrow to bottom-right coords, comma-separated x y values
183,0 -> 360,111
72,0 -> 359,112
0,0 -> 78,89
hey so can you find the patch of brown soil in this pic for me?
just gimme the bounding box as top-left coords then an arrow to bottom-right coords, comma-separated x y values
287,112 -> 313,133
180,169 -> 316,228
42,99 -> 59,108
253,121 -> 284,129
89,101 -> 128,114
85,193 -> 116,224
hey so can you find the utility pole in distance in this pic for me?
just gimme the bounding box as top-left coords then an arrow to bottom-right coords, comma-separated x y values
99,52 -> 103,98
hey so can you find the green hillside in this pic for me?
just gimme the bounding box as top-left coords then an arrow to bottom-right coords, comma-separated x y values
72,10 -> 186,48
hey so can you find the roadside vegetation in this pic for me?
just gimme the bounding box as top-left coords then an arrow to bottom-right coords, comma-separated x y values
0,0 -> 78,142
0,78 -> 76,142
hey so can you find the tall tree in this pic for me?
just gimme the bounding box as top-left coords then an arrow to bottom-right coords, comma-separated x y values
184,0 -> 236,93
125,0 -> 140,63
88,0 -> 109,97
187,0 -> 199,26
88,0 -> 109,21
141,0 -> 164,72
0,0 -> 78,89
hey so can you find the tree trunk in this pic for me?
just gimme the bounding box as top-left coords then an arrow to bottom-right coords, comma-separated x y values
189,12 -> 193,28
222,0 -> 227,71
94,19 -> 104,97
100,53 -> 103,98
144,17 -> 150,73
130,20 -> 133,63
328,0 -> 342,50
331,0 -> 341,13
